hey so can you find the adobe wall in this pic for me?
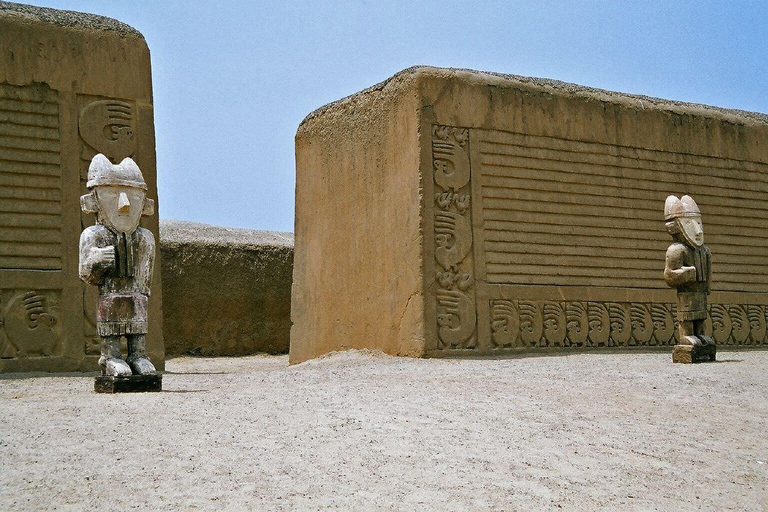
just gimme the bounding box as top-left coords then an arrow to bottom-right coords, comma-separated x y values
160,220 -> 292,357
0,3 -> 164,371
291,66 -> 768,362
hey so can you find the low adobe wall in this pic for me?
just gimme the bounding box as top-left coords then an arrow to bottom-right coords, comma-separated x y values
160,220 -> 293,356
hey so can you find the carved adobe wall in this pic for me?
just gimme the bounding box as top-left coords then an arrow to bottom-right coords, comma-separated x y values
291,66 -> 768,363
0,3 -> 164,372
420,69 -> 768,357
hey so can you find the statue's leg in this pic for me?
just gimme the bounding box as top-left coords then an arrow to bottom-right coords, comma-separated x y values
126,334 -> 156,375
99,335 -> 132,377
694,319 -> 716,347
679,320 -> 700,345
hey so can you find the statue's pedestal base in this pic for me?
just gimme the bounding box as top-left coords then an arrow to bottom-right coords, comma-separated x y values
94,374 -> 162,393
673,344 -> 716,364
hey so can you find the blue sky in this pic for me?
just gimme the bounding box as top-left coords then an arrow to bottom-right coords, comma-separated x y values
34,1 -> 768,232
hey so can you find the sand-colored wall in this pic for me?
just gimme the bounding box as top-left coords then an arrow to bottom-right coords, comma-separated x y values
160,221 -> 292,357
290,73 -> 425,363
292,66 -> 768,361
0,4 -> 163,372
418,69 -> 768,356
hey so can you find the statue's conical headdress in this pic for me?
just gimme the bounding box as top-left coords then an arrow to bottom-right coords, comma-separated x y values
664,195 -> 700,221
87,154 -> 147,190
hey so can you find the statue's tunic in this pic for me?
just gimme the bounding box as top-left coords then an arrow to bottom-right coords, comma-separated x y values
79,225 -> 155,336
664,242 -> 711,321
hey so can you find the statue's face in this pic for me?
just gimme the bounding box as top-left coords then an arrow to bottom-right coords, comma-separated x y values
95,185 -> 146,234
679,216 -> 704,247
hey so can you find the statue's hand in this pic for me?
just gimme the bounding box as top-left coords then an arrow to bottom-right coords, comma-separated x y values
680,265 -> 697,282
97,246 -> 116,269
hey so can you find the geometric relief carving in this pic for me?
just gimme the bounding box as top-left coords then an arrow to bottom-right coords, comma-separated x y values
0,290 -> 61,358
432,125 -> 470,190
608,303 -> 632,347
709,304 -> 732,345
729,305 -> 750,345
543,302 -> 567,347
518,301 -> 543,347
489,300 -> 767,349
630,304 -> 654,346
77,97 -> 138,232
587,302 -> 611,347
566,302 -> 589,347
747,305 -> 767,345
78,99 -> 136,162
0,82 -> 63,270
433,125 -> 476,349
491,300 -> 519,348
652,304 -> 675,346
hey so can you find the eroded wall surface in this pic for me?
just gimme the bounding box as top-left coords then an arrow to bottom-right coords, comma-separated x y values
160,220 -> 292,357
291,71 -> 424,363
292,66 -> 768,362
0,3 -> 163,371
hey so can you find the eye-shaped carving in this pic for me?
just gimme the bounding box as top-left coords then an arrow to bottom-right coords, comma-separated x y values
432,126 -> 470,191
79,100 -> 136,161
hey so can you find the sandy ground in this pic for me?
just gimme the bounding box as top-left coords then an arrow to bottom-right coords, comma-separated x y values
1,350 -> 767,511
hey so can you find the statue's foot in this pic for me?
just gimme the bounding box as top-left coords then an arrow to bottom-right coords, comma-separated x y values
127,356 -> 156,375
697,335 -> 716,346
681,335 -> 702,346
99,356 -> 132,377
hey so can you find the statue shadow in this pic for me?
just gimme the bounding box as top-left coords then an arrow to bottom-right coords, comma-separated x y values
162,371 -> 229,375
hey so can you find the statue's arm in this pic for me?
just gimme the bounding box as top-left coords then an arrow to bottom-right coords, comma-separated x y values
706,246 -> 712,294
79,228 -> 114,285
664,244 -> 695,288
135,227 -> 156,295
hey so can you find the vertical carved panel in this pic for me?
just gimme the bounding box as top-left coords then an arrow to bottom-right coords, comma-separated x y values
433,126 -> 476,349
0,82 -> 62,270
